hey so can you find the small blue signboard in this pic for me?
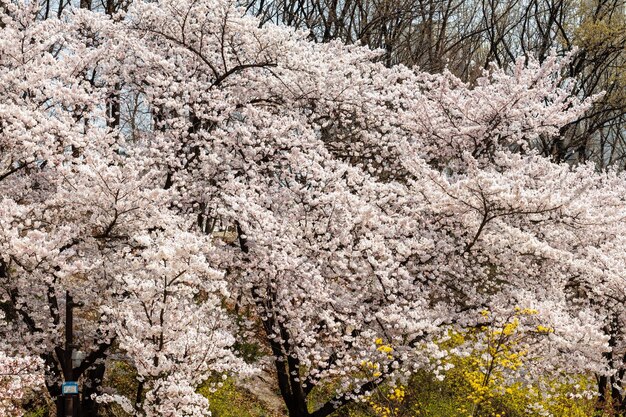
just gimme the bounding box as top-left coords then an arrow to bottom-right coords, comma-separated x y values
61,381 -> 79,395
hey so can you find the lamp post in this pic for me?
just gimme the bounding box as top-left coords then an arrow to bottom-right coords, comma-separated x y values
60,381 -> 79,417
57,291 -> 83,417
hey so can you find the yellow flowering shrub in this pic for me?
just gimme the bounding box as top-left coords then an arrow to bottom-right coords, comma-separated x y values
365,384 -> 407,417
364,308 -> 596,417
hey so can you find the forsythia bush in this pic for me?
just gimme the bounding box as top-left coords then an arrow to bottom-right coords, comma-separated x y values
364,309 -> 597,417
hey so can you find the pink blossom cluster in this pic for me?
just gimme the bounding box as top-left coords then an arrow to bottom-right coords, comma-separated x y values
0,0 -> 624,416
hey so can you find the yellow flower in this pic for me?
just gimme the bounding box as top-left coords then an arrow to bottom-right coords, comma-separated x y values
377,344 -> 393,354
536,325 -> 553,333
502,318 -> 519,336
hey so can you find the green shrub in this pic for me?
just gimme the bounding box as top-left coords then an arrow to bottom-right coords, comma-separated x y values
198,377 -> 278,417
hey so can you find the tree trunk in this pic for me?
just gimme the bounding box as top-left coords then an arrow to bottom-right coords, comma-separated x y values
82,362 -> 106,416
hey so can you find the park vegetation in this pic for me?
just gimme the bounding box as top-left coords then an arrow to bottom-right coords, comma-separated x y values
0,0 -> 625,416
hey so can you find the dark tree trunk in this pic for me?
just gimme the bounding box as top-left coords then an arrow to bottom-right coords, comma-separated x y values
82,362 -> 106,416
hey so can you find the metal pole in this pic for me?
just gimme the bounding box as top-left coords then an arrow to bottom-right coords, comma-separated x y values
65,291 -> 74,382
57,291 -> 80,417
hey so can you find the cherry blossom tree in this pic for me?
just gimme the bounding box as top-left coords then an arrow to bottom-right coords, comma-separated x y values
0,2 -> 243,414
0,343 -> 43,416
97,230 -> 249,416
1,1 -> 625,416
555,192 -> 626,413
111,1 -> 617,416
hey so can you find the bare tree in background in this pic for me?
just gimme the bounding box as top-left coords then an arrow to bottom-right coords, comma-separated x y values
27,0 -> 626,167
242,0 -> 626,168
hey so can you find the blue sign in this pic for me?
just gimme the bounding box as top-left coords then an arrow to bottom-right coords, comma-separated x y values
62,381 -> 79,395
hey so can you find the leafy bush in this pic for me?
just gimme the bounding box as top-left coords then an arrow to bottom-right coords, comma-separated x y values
198,377 -> 279,417
363,309 -> 598,417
